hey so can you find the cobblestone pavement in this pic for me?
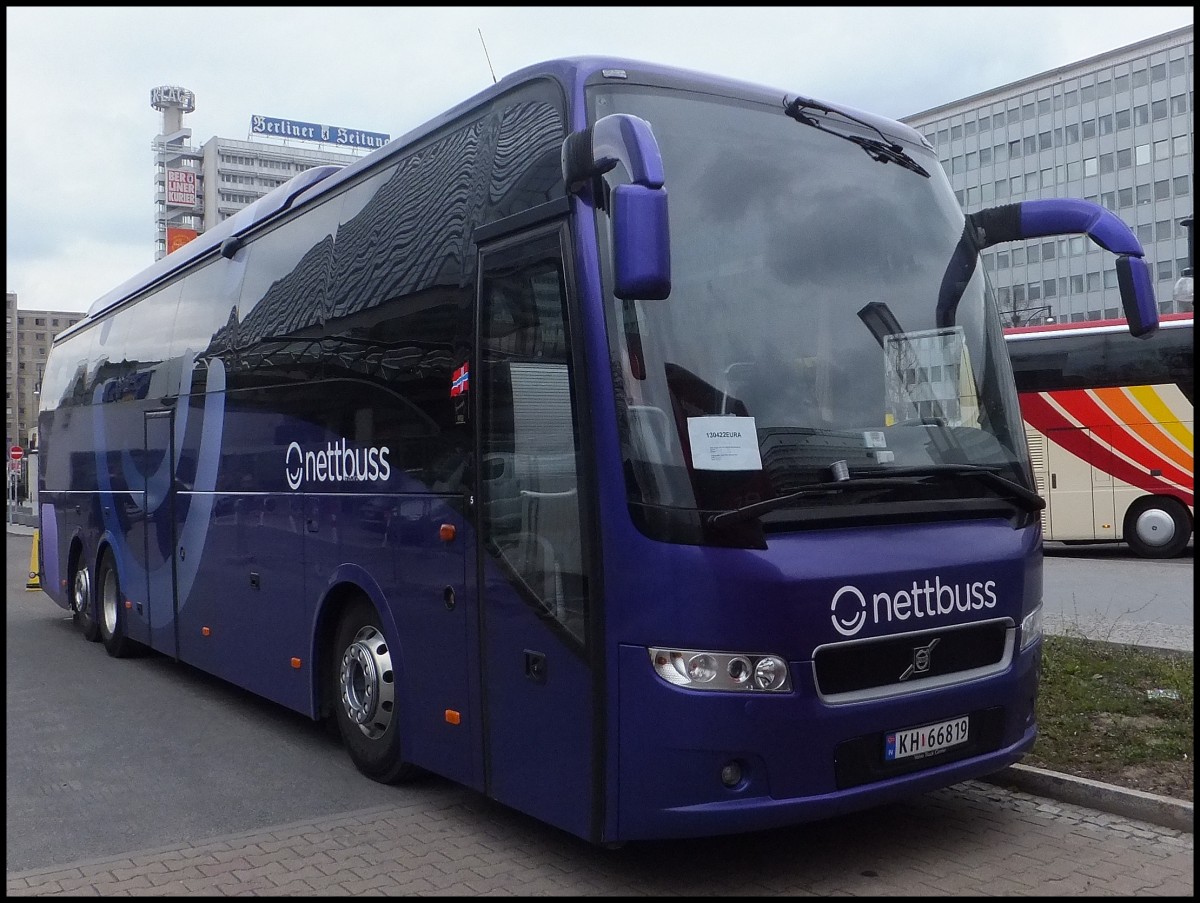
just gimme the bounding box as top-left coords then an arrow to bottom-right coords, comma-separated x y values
6,779 -> 1192,896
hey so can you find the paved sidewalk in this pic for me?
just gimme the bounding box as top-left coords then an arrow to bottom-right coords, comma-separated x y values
5,780 -> 1193,896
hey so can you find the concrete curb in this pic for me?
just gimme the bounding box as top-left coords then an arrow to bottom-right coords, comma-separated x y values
982,762 -> 1193,833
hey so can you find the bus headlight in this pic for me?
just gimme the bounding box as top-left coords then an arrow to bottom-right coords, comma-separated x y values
650,648 -> 792,692
1020,603 -> 1043,651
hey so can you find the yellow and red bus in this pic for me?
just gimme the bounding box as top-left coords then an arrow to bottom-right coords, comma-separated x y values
1005,313 -> 1193,557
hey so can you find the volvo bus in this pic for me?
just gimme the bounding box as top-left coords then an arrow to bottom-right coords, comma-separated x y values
1006,314 -> 1192,557
36,57 -> 1159,844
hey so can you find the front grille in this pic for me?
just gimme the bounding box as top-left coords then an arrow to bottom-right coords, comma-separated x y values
813,619 -> 1013,702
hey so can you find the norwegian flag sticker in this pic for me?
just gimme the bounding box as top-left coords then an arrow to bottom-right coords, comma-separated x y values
450,363 -> 470,397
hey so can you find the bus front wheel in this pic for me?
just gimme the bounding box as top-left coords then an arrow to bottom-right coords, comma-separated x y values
97,549 -> 137,658
1124,497 -> 1192,559
71,555 -> 100,643
330,598 -> 422,785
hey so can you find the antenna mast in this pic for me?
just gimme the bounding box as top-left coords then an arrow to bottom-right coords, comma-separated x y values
478,29 -> 497,85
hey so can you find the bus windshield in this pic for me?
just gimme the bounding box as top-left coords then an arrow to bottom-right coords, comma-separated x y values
591,84 -> 1031,539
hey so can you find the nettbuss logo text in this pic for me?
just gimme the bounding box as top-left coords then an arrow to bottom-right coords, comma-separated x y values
829,577 -> 997,637
285,440 -> 391,490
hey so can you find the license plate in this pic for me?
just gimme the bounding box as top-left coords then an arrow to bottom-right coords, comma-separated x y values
885,715 -> 970,761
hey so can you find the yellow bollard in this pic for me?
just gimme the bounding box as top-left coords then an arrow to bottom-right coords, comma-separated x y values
25,528 -> 41,591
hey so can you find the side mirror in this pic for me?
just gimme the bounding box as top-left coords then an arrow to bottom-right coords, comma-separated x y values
972,199 -> 1158,337
563,114 -> 671,300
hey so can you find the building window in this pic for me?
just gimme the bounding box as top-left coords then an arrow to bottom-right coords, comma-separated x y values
1136,183 -> 1152,205
1022,101 -> 1036,120
1115,109 -> 1131,130
1064,123 -> 1079,144
1043,279 -> 1057,298
1150,62 -> 1167,83
1154,180 -> 1170,201
1027,243 -> 1040,264
1082,120 -> 1096,140
1097,114 -> 1113,136
1133,105 -> 1149,126
1080,84 -> 1096,104
1135,144 -> 1151,165
1137,223 -> 1154,244
950,123 -> 962,140
979,146 -> 992,165
1038,131 -> 1052,151
1117,187 -> 1134,208
1023,136 -> 1037,155
1173,135 -> 1189,156
978,114 -> 990,131
1156,220 -> 1171,240
1117,147 -> 1133,168
1170,94 -> 1188,116
1071,274 -> 1085,294
1131,68 -> 1148,89
1083,157 -> 1098,178
1173,175 -> 1189,197
1064,89 -> 1078,107
1151,99 -> 1167,121
1169,58 -> 1187,78
1041,240 -> 1056,261
1114,73 -> 1130,93
994,142 -> 1008,163
1012,247 -> 1026,267
1025,171 -> 1039,192
996,250 -> 1009,268
1086,272 -> 1101,292
1157,260 -> 1173,281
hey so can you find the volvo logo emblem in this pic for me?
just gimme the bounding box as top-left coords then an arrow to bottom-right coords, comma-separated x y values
899,637 -> 940,681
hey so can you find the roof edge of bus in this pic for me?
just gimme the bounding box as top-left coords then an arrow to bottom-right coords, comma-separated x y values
1004,311 -> 1193,337
82,164 -> 345,323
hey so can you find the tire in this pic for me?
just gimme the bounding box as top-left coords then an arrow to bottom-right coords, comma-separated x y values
330,598 -> 422,784
71,555 -> 101,642
97,549 -> 137,658
1124,497 -> 1192,559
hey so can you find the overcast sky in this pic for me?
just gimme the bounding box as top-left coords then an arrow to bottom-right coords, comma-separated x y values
6,6 -> 1194,314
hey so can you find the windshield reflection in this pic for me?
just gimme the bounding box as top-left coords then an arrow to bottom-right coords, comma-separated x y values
591,85 -> 1031,542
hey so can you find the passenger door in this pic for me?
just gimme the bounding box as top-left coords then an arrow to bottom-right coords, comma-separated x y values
475,225 -> 596,840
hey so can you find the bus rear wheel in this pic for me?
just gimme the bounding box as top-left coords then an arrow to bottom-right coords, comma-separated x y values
97,549 -> 137,658
1124,497 -> 1192,559
71,556 -> 101,643
330,598 -> 422,784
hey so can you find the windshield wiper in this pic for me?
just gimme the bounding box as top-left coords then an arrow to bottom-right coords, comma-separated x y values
783,95 -> 930,178
706,463 -> 1043,528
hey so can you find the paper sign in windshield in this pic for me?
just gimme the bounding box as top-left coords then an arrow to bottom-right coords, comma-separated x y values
687,416 -> 763,471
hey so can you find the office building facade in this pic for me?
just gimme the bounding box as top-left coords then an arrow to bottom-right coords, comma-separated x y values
902,25 -> 1193,325
5,291 -> 84,452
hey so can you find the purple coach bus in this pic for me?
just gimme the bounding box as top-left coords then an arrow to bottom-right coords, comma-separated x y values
37,57 -> 1158,845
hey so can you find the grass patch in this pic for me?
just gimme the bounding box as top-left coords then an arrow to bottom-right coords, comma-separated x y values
1024,635 -> 1194,800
